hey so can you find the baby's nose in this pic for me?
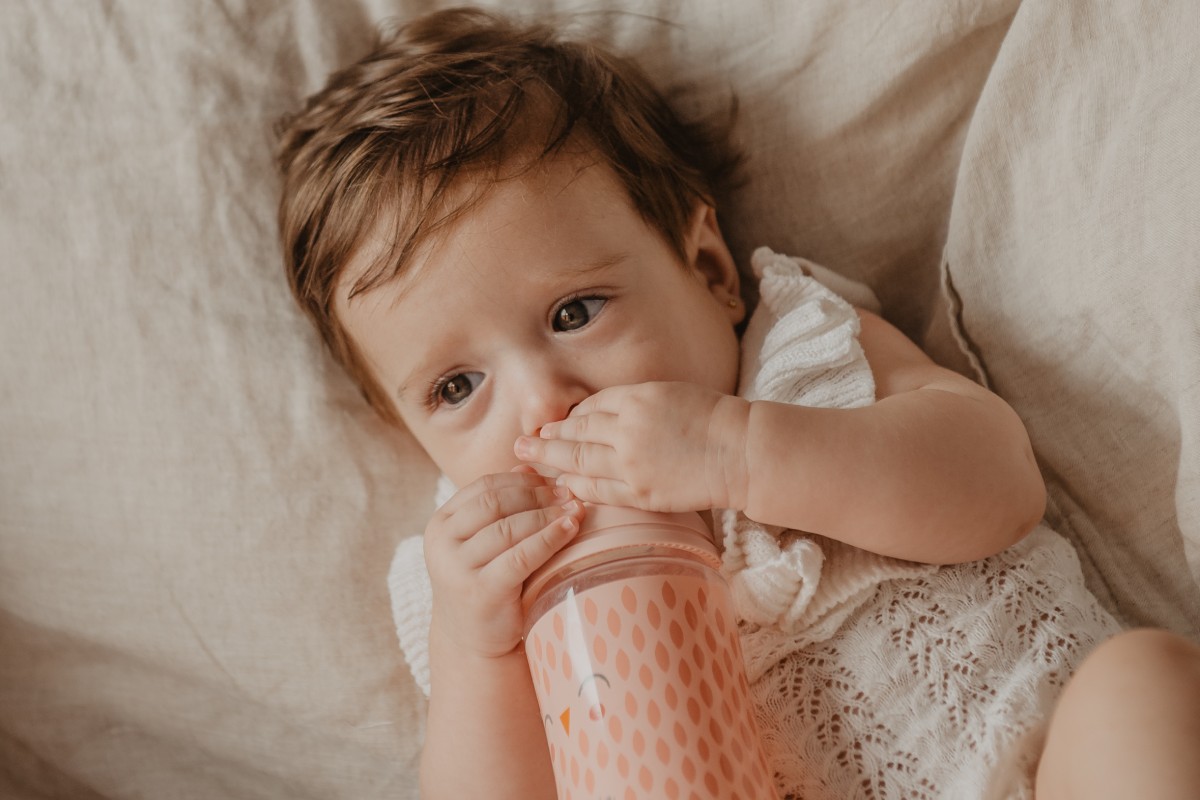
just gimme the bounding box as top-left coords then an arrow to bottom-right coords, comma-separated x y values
520,383 -> 587,437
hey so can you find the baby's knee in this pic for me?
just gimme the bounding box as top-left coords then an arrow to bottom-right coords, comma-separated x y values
1070,628 -> 1200,707
1087,628 -> 1200,673
1036,629 -> 1200,799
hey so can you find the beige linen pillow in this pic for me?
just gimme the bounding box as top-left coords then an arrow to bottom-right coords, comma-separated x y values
0,0 -> 1023,796
935,0 -> 1200,636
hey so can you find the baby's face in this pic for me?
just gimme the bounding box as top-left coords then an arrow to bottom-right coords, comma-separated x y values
337,152 -> 743,487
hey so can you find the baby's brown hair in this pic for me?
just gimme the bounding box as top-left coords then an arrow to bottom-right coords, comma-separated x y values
277,7 -> 740,424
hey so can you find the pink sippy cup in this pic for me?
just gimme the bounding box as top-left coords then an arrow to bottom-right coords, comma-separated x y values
522,504 -> 779,800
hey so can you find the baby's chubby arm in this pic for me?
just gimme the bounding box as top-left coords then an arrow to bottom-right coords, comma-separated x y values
735,309 -> 1046,563
419,471 -> 583,799
518,310 -> 1045,565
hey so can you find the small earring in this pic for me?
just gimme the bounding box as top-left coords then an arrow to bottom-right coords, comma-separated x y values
727,298 -> 739,308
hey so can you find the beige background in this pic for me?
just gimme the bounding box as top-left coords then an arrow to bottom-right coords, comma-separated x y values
2,1 -> 1196,797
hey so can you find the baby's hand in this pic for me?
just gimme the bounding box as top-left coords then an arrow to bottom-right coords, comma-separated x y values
424,471 -> 585,659
515,382 -> 751,513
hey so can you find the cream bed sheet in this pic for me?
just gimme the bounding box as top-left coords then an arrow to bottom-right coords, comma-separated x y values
1,1 -> 1196,797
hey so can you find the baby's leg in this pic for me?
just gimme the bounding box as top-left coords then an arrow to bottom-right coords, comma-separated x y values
1035,628 -> 1200,800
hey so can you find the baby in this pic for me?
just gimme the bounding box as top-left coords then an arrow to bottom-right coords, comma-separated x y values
276,8 -> 1200,799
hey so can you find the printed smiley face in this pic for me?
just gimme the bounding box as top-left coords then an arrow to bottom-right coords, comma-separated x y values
544,673 -> 608,739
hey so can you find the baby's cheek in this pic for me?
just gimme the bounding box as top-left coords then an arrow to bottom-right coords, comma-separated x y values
419,423 -> 518,488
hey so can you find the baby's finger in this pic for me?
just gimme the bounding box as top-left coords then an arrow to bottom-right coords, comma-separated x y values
554,473 -> 637,509
441,482 -> 571,542
537,411 -> 618,443
480,504 -> 585,588
514,461 -> 564,481
514,436 -> 617,478
564,386 -> 626,419
436,471 -> 549,518
461,499 -> 583,568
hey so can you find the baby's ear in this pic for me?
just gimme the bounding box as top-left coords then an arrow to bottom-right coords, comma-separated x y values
684,202 -> 743,320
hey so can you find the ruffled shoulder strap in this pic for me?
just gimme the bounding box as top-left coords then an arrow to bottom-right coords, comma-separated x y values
389,535 -> 433,696
721,249 -> 934,642
388,474 -> 453,695
737,248 -> 877,409
388,474 -> 457,696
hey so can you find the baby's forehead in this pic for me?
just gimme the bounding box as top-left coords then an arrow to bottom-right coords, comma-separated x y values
338,147 -> 626,307
334,179 -> 487,311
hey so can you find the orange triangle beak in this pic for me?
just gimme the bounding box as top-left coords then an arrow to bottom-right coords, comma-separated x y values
559,707 -> 570,735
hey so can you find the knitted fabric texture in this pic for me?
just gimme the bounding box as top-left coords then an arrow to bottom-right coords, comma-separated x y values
387,248 -> 1120,798
719,249 -> 936,639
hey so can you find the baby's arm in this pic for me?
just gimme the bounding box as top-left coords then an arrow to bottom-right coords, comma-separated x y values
419,472 -> 584,799
422,622 -> 556,798
736,309 -> 1045,563
522,310 -> 1044,565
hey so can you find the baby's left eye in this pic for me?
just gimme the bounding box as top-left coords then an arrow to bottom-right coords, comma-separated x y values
553,297 -> 607,332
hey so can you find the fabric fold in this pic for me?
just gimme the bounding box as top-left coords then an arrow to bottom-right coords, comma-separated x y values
719,248 -> 935,639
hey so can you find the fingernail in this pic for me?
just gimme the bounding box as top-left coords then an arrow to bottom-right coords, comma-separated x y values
561,499 -> 582,515
552,486 -> 572,501
514,437 -> 533,457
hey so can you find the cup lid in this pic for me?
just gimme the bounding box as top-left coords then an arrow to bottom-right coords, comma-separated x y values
522,504 -> 720,607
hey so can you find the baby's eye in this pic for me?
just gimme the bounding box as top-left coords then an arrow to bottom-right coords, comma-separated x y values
434,372 -> 482,407
553,296 -> 607,332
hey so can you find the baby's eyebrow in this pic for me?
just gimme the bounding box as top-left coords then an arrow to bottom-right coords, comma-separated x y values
566,252 -> 629,276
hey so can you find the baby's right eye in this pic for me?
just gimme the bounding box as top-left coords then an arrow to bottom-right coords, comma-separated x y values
432,372 -> 483,407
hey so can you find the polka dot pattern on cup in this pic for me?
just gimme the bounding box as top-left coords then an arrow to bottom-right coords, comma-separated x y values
526,573 -> 778,799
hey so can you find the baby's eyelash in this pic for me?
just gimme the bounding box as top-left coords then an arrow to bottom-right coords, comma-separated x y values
424,374 -> 455,411
425,370 -> 483,410
557,291 -> 607,309
423,377 -> 444,411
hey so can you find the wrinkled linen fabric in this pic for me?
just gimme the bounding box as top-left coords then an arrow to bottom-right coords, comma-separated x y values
10,0 -> 1197,795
